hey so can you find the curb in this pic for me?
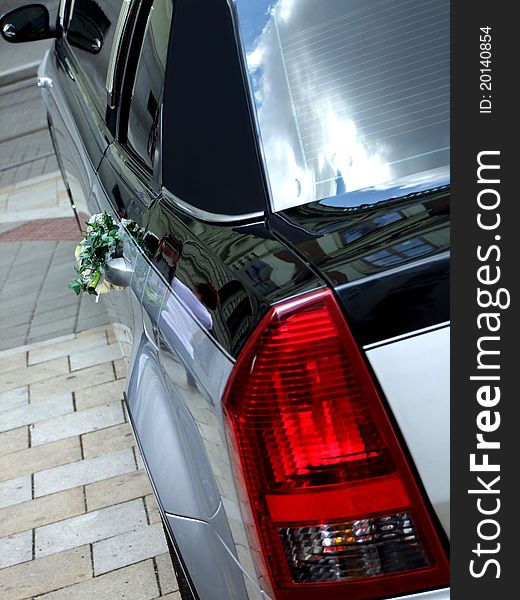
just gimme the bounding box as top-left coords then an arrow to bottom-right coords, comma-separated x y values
0,61 -> 40,88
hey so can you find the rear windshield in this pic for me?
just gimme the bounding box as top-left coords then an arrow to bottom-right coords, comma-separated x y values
235,0 -> 449,211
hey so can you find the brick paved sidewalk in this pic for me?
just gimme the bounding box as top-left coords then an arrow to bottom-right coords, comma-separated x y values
0,171 -> 108,351
0,325 -> 180,600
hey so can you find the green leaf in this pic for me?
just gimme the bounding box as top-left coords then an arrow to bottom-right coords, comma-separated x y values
71,211 -> 123,297
68,279 -> 82,295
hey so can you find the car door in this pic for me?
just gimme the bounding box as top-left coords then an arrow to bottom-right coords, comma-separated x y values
94,0 -> 172,360
40,0 -> 128,216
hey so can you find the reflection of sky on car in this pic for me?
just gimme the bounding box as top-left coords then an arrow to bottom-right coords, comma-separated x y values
161,279 -> 212,360
236,0 -> 449,210
320,165 -> 449,209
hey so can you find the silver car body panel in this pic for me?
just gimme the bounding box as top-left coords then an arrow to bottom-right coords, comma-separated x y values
124,255 -> 264,596
366,324 -> 450,538
37,48 -> 92,215
164,511 -> 262,600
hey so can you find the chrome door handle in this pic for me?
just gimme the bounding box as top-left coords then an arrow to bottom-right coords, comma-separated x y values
105,257 -> 133,288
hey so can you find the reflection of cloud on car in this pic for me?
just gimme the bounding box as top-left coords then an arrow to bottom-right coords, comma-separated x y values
244,0 -> 449,211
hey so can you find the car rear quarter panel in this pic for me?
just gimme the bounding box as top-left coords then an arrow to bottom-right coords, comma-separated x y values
121,201 -> 325,598
366,325 -> 450,538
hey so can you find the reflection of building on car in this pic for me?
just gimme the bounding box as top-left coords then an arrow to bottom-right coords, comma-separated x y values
1,1 -> 450,598
171,277 -> 213,332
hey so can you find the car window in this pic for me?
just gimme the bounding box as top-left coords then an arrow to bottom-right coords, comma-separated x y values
66,0 -> 125,114
161,0 -> 265,217
126,0 -> 173,170
235,0 -> 450,211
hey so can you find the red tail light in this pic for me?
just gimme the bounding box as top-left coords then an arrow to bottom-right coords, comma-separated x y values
223,288 -> 449,599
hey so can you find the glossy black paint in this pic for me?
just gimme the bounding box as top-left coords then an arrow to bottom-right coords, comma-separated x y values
269,185 -> 450,343
0,4 -> 54,43
336,254 -> 449,346
144,193 -> 322,358
52,36 -> 113,182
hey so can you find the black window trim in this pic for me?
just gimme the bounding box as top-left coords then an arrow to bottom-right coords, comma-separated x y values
115,0 -> 158,179
157,0 -> 268,223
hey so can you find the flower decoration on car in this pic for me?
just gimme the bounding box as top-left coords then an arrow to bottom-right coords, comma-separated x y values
68,211 -> 146,296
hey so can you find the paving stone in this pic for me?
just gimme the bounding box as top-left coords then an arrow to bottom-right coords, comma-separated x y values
27,329 -> 78,346
1,277 -> 43,300
0,436 -> 81,482
0,474 -> 32,509
32,290 -> 77,312
0,356 -> 69,394
135,448 -> 145,470
76,302 -> 108,322
155,552 -> 179,595
0,426 -> 28,456
10,244 -> 54,267
0,545 -> 92,600
93,522 -> 167,575
9,176 -> 57,203
0,325 -> 28,352
35,498 -> 147,558
85,469 -> 152,512
11,172 -> 60,192
30,362 -> 115,401
37,559 -> 159,600
31,400 -> 124,446
69,343 -> 123,372
0,309 -> 33,329
38,285 -> 77,303
155,593 -> 182,600
0,351 -> 26,374
107,326 -> 118,344
8,264 -> 50,285
82,421 -> 134,459
0,385 -> 28,413
28,316 -> 77,339
0,529 -> 32,569
114,357 -> 128,379
75,378 -> 126,411
4,273 -> 46,293
28,330 -> 107,365
76,312 -> 111,332
0,393 -> 73,433
0,334 -> 74,360
145,494 -> 162,525
76,289 -> 108,305
31,303 -> 78,328
34,447 -> 136,497
75,324 -> 112,338
0,487 -> 85,539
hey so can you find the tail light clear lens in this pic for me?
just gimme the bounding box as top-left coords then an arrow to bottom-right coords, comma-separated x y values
280,512 -> 429,583
223,288 -> 449,599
